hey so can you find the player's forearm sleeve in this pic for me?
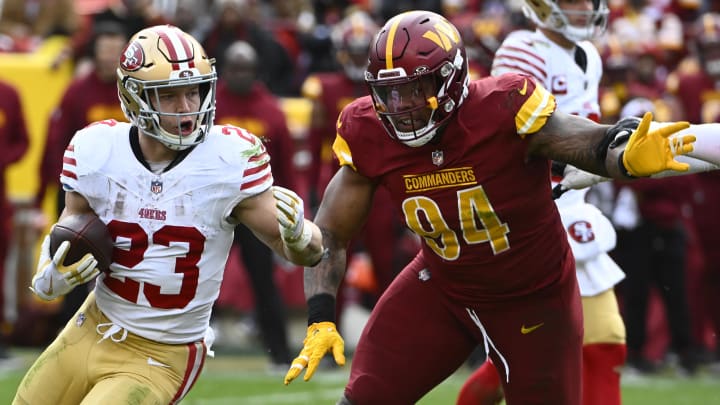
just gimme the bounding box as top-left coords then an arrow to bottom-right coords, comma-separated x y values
652,123 -> 720,178
684,123 -> 720,166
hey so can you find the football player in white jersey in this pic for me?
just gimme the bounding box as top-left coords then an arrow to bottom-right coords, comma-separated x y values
458,1 -> 627,405
14,25 -> 325,405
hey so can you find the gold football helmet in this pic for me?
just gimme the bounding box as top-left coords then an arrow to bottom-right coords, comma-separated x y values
117,25 -> 216,150
523,0 -> 609,42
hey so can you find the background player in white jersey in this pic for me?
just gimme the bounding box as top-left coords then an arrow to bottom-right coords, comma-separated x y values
457,1 -> 627,405
13,25 -> 324,405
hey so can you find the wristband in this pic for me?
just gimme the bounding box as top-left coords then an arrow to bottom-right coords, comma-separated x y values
307,293 -> 336,325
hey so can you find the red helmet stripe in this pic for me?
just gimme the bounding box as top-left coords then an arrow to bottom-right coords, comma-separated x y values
154,26 -> 196,70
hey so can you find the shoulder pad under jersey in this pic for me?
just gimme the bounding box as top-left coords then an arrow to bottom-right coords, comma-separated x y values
206,124 -> 268,167
68,120 -> 129,176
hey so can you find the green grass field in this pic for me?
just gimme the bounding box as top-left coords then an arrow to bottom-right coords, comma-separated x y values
1,348 -> 719,404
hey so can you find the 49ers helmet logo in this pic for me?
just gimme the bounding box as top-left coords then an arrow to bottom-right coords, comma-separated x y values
568,221 -> 595,243
120,41 -> 145,71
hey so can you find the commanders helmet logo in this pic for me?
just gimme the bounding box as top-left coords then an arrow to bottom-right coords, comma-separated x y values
422,21 -> 460,51
120,42 -> 145,72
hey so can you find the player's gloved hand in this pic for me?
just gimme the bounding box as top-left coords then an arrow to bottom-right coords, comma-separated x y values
284,322 -> 345,385
30,234 -> 99,301
552,165 -> 610,199
273,186 -> 312,250
620,112 -> 695,177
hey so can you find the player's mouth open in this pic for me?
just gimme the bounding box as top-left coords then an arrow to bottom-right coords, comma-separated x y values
179,120 -> 194,135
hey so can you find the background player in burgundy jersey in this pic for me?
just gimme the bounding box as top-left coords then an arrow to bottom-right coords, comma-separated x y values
214,39 -> 296,368
281,10 -> 695,405
0,78 -> 29,359
15,25 -> 324,405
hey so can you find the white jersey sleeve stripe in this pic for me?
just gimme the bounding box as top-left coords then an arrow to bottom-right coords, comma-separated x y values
498,45 -> 545,65
493,51 -> 547,81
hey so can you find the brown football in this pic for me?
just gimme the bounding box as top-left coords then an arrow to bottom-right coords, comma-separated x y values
49,213 -> 114,271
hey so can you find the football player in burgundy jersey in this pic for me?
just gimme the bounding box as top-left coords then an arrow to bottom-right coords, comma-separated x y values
281,10 -> 696,405
15,25 -> 324,405
462,1 -> 626,404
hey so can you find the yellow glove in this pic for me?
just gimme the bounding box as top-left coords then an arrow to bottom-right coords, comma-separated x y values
622,112 -> 695,177
284,321 -> 345,385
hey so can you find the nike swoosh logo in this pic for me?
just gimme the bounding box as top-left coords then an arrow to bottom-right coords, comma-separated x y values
44,277 -> 53,296
520,322 -> 544,334
518,79 -> 528,96
147,357 -> 171,368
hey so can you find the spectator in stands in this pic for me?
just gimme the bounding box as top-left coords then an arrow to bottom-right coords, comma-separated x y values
0,0 -> 78,52
203,0 -> 295,95
36,21 -> 128,331
213,40 -> 296,368
0,79 -> 30,355
173,0 -> 214,44
52,0 -> 169,74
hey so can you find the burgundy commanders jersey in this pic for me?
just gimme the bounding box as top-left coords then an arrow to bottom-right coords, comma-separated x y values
332,73 -> 575,304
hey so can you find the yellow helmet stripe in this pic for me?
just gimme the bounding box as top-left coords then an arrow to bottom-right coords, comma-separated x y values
385,14 -> 409,70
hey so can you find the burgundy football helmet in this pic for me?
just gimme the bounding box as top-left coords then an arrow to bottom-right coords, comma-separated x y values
365,10 -> 469,147
332,11 -> 379,82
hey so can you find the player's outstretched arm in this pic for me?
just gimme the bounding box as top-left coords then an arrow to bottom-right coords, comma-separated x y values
231,187 -> 324,267
554,121 -> 720,194
284,166 -> 376,385
530,111 -> 696,180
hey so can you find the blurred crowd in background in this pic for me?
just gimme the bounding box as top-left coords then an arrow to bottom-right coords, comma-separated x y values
0,0 -> 719,375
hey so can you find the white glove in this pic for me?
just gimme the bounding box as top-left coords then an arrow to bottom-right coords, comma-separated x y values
273,186 -> 312,250
553,165 -> 610,199
30,234 -> 100,301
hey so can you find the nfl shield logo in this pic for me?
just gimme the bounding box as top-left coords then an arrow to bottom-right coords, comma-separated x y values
431,150 -> 444,166
151,179 -> 163,194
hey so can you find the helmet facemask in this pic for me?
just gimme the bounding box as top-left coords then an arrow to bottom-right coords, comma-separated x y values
119,72 -> 216,150
523,0 -> 609,42
367,51 -> 467,147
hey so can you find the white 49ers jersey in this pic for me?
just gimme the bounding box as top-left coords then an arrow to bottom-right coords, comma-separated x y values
61,120 -> 272,343
492,30 -> 624,296
492,29 -> 602,122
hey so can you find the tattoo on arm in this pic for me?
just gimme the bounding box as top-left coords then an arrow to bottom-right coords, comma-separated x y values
303,229 -> 346,299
